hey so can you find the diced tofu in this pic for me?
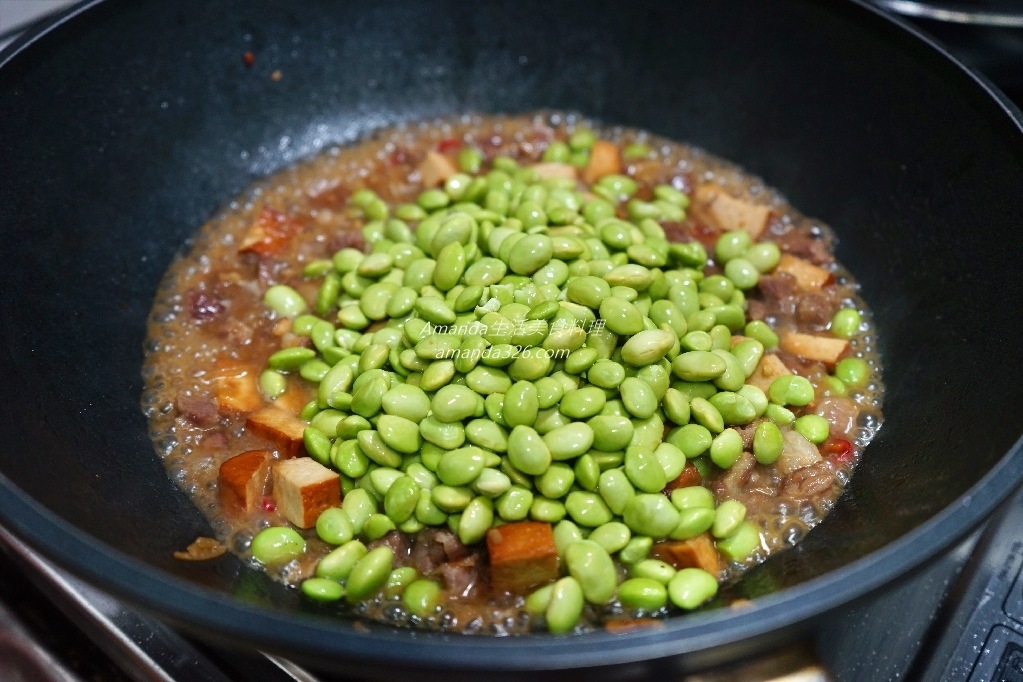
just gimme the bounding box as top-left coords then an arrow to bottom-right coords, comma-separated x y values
272,382 -> 311,416
692,183 -> 771,238
529,162 -> 579,181
780,332 -> 850,366
663,463 -> 703,492
650,534 -> 723,576
218,449 -> 271,513
239,206 -> 304,256
272,457 -> 341,528
582,140 -> 622,184
486,521 -> 560,595
418,150 -> 458,188
210,363 -> 263,414
246,406 -> 307,458
747,354 -> 793,392
774,254 -> 831,289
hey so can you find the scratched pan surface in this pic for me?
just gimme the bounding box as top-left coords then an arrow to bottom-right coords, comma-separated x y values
0,0 -> 1021,678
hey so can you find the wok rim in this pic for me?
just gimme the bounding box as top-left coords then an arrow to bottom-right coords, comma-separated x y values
2,0 -> 1023,671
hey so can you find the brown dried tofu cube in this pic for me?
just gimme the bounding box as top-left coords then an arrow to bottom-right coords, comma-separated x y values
211,363 -> 263,414
747,353 -> 793,392
663,463 -> 703,492
774,254 -> 831,289
780,332 -> 850,366
418,150 -> 458,187
582,140 -> 622,184
246,406 -> 307,458
272,383 -> 311,416
650,534 -> 723,576
272,458 -> 340,529
528,162 -> 579,181
486,521 -> 559,595
218,450 -> 271,513
692,183 -> 771,238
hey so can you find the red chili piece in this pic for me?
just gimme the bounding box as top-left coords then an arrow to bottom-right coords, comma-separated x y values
242,51 -> 255,67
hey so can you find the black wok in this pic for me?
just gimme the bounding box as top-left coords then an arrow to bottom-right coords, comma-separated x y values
1,0 -> 1022,678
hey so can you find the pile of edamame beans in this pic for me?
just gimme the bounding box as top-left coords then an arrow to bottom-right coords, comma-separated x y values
249,129 -> 870,633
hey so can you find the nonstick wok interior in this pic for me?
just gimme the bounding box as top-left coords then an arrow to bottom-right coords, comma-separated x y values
1,0 -> 1021,677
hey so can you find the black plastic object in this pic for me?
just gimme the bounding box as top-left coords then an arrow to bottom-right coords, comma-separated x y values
0,0 -> 1021,678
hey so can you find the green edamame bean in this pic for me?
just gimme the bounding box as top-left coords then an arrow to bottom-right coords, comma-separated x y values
598,468 -> 636,515
588,415 -> 635,452
346,546 -> 394,602
316,507 -> 354,545
419,416 -> 466,450
376,414 -> 422,454
621,329 -> 675,367
434,447 -> 486,487
564,540 -> 617,605
768,375 -> 815,406
765,403 -> 796,426
495,485 -> 533,521
618,578 -> 668,611
587,521 -> 631,554
458,496 -> 494,545
668,568 -> 718,609
502,381 -> 539,427
384,476 -> 421,524
403,579 -> 443,617
341,489 -> 377,534
670,486 -> 715,510
301,578 -> 344,603
624,446 -> 668,493
588,359 -> 626,389
432,384 -> 479,422
545,576 -> 585,634
620,377 -> 658,420
831,308 -> 862,339
542,422 -> 595,460
537,463 -> 575,499
264,285 -> 308,318
356,430 -> 402,468
560,386 -> 606,419
717,521 -> 761,560
363,513 -> 397,540
709,428 -> 744,469
381,384 -> 431,422
630,558 -> 676,585
574,454 -> 601,491
672,351 -> 727,381
794,414 -> 830,443
690,397 -> 724,433
622,494 -> 681,538
251,527 -> 305,565
654,442 -> 687,481
507,426 -> 552,475
731,338 -> 765,377
303,426 -> 333,466
598,297 -> 645,336
712,499 -> 747,539
619,536 -> 653,564
565,491 -> 614,527
835,357 -> 869,387
753,421 -> 784,464
670,507 -> 716,540
707,391 -> 757,426
529,496 -> 567,523
315,539 -> 367,581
